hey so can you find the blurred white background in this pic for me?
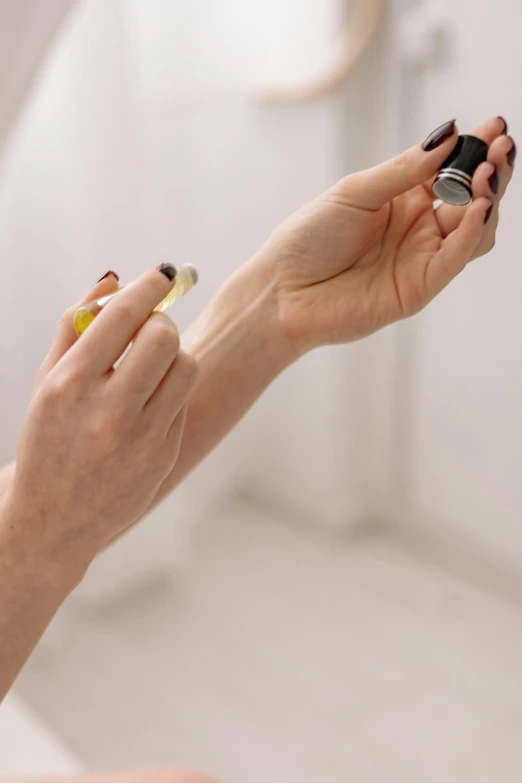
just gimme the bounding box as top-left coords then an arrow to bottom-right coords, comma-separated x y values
0,1 -> 522,781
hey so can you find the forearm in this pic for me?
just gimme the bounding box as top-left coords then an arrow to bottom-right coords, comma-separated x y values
151,256 -> 296,505
0,500 -> 79,701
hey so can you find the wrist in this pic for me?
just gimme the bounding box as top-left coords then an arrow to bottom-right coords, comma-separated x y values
184,253 -> 302,373
0,492 -> 90,600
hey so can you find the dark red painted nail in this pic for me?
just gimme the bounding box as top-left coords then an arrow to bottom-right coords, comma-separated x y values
158,263 -> 177,281
498,116 -> 508,135
422,119 -> 457,152
488,168 -> 500,195
507,137 -> 517,166
97,270 -> 119,283
484,202 -> 494,225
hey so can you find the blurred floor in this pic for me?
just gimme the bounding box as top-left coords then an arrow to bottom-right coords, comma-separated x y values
15,497 -> 522,783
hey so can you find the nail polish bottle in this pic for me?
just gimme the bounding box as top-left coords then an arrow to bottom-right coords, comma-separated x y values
73,264 -> 199,336
432,135 -> 489,206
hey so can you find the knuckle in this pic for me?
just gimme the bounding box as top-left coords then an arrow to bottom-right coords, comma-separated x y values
393,150 -> 411,173
391,150 -> 419,189
43,365 -> 83,402
149,315 -> 180,353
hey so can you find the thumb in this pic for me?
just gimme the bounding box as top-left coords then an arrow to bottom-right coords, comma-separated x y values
329,120 -> 459,210
35,271 -> 120,387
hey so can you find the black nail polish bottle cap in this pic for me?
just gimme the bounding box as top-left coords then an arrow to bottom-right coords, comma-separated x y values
432,135 -> 489,206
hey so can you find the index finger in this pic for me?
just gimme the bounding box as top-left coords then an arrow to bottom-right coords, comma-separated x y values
70,264 -> 177,374
35,271 -> 120,388
423,115 -> 507,196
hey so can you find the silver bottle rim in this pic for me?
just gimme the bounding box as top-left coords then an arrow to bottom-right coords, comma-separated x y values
436,167 -> 473,187
432,166 -> 473,205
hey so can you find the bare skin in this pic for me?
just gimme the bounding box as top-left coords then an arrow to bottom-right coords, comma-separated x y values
150,115 -> 514,501
4,771 -> 219,783
0,266 -> 199,699
0,115 -> 515,782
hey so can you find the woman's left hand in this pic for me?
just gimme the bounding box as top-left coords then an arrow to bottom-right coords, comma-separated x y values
255,116 -> 515,355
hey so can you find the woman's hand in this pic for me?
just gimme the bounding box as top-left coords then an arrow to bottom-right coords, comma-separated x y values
4,266 -> 199,583
256,116 -> 515,354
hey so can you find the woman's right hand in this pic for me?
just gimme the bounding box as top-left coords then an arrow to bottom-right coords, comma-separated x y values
5,265 -> 199,584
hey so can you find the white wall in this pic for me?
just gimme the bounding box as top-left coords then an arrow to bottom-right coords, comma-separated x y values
1,0 -> 379,598
396,0 -> 522,567
0,0 -> 72,151
8,0 -> 516,599
246,13 -> 397,528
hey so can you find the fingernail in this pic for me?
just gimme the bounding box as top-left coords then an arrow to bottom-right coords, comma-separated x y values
158,262 -> 177,281
507,137 -> 517,166
498,116 -> 508,135
484,201 -> 494,225
422,119 -> 457,151
488,167 -> 500,195
97,270 -> 119,283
